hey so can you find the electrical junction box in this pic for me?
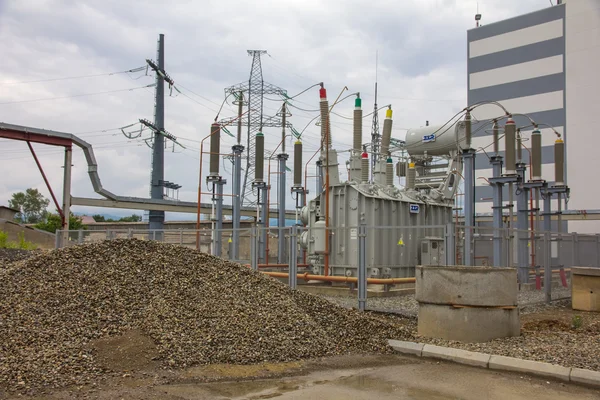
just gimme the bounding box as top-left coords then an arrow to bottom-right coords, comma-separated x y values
420,237 -> 445,266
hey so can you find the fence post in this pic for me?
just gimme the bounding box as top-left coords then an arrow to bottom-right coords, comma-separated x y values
128,229 -> 133,239
179,229 -> 183,245
250,225 -> 258,271
571,232 -> 578,268
544,231 -> 552,303
358,222 -> 367,312
77,230 -> 83,244
289,226 -> 298,289
445,223 -> 455,265
55,230 -> 61,249
596,234 -> 600,268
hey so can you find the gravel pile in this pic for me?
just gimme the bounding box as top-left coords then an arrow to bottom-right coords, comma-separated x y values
0,248 -> 34,266
0,239 -> 412,394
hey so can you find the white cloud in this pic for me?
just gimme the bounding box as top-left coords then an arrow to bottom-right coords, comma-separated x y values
0,0 -> 552,220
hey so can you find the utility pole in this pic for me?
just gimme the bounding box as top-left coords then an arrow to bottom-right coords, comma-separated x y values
144,34 -> 180,234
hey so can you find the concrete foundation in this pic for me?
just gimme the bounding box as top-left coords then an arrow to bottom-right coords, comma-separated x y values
416,266 -> 517,307
572,267 -> 600,312
416,265 -> 520,343
418,303 -> 520,342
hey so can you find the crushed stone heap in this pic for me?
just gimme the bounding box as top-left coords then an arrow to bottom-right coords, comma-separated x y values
0,239 -> 410,393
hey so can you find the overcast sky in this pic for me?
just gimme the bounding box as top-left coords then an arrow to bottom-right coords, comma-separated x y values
0,0 -> 551,220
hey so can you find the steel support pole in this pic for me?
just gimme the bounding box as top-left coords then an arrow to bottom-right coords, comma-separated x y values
231,144 -> 244,261
250,225 -> 258,271
149,33 -> 165,233
358,222 -> 367,312
544,231 -> 552,303
289,225 -> 298,289
258,186 -> 268,263
213,179 -> 225,257
316,160 -> 323,194
463,149 -> 475,266
491,156 -> 503,267
543,187 -> 552,302
62,147 -> 72,245
516,164 -> 529,283
445,223 -> 455,265
277,154 -> 288,264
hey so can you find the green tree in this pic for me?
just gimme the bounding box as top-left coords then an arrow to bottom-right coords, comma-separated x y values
35,212 -> 87,234
118,214 -> 142,222
92,214 -> 107,222
8,188 -> 50,224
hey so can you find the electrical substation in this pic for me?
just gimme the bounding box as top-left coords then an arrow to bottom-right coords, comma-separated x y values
3,1 -> 600,396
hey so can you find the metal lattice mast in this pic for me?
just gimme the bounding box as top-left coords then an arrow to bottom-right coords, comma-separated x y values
243,50 -> 267,207
221,50 -> 288,207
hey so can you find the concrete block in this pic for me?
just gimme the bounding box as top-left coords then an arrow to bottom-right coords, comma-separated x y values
418,303 -> 520,343
572,267 -> 600,277
415,265 -> 518,307
388,340 -> 424,356
422,344 -> 490,367
572,273 -> 600,312
489,355 -> 571,382
570,367 -> 600,387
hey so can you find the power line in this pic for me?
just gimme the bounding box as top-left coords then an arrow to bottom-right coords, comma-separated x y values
0,84 -> 155,105
0,66 -> 147,85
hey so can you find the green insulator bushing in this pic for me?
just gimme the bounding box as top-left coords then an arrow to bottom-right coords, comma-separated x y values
504,119 -> 516,174
554,139 -> 565,186
255,132 -> 265,182
531,129 -> 542,180
294,141 -> 302,186
353,108 -> 362,151
210,123 -> 220,176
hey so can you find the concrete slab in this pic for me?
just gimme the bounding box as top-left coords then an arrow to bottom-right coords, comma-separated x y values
421,344 -> 490,368
570,367 -> 600,387
489,355 -> 571,382
418,303 -> 520,342
416,265 -> 518,307
387,340 -> 424,356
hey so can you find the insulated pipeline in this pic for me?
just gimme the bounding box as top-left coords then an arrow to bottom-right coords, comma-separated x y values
504,118 -> 516,174
255,132 -> 264,182
209,123 -> 220,176
380,108 -> 393,158
555,139 -> 565,186
353,97 -> 362,151
294,140 -> 302,186
531,129 -> 542,180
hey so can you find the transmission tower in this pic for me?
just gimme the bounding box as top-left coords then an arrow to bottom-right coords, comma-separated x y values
220,50 -> 288,207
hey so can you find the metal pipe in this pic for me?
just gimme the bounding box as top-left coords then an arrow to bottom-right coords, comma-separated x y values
62,147 -> 72,235
262,271 -> 416,285
231,144 -> 243,260
27,141 -> 65,222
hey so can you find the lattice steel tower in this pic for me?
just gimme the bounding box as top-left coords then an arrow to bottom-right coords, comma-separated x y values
221,50 -> 287,207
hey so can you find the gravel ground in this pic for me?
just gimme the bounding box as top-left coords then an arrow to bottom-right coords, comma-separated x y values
322,291 -> 600,373
0,248 -> 35,266
0,239 -> 413,395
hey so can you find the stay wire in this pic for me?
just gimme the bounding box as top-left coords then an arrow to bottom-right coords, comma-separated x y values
0,66 -> 147,85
